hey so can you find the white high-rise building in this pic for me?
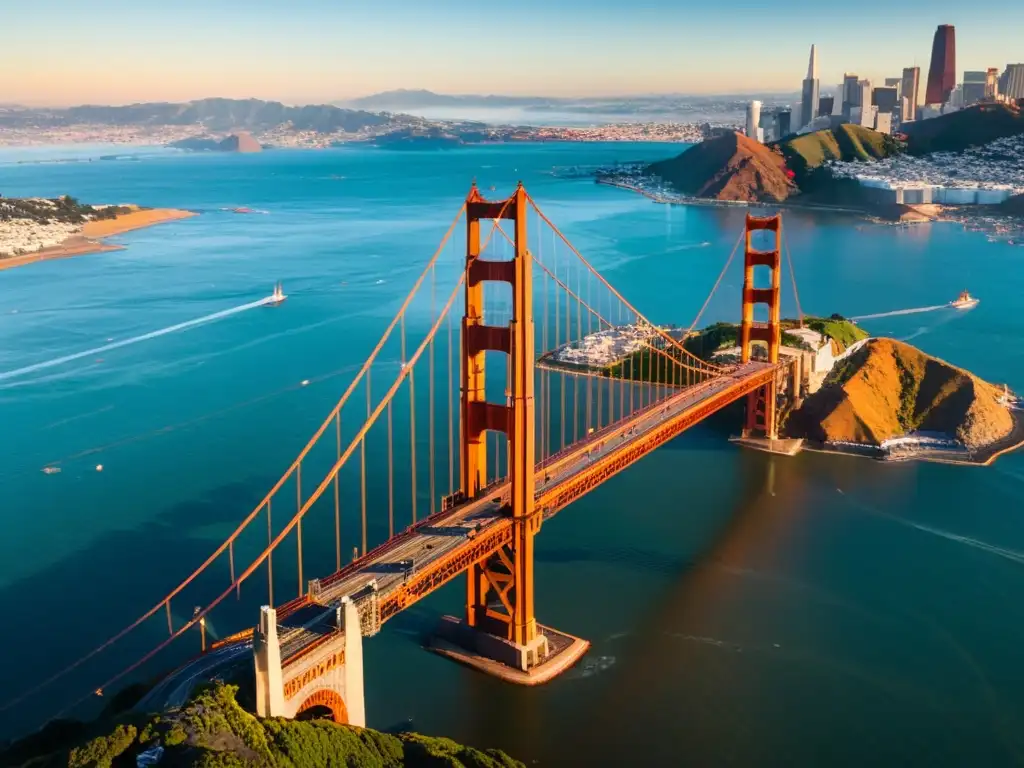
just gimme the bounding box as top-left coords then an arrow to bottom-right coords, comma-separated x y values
746,101 -> 762,142
1003,64 -> 1024,100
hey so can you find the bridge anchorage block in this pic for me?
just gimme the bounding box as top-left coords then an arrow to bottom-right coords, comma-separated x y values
254,600 -> 366,727
427,616 -> 590,686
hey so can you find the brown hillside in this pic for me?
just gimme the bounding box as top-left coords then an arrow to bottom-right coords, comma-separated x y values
786,338 -> 1012,448
647,132 -> 797,203
220,132 -> 262,152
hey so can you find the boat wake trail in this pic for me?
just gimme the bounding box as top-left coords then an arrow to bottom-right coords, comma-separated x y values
0,296 -> 273,383
841,491 -> 1024,566
850,305 -> 947,321
895,519 -> 1024,566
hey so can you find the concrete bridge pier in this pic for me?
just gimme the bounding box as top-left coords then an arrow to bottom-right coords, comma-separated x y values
253,599 -> 365,726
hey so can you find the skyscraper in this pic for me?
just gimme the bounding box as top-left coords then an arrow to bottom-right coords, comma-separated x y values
842,73 -> 861,119
962,71 -> 987,106
985,68 -> 1000,100
818,95 -> 834,118
858,80 -> 873,116
746,101 -> 762,142
776,110 -> 792,138
872,86 -> 899,114
1004,64 -> 1024,100
925,24 -> 956,105
901,66 -> 920,121
800,45 -> 820,130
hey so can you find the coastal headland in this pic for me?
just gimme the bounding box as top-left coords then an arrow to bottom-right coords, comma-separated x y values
538,315 -> 1022,467
0,681 -> 524,768
598,104 -> 1024,242
0,203 -> 196,272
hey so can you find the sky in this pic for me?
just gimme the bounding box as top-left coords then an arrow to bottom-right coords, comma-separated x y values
2,0 -> 1022,106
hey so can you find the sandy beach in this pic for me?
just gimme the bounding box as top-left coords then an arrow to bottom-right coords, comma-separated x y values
0,207 -> 196,272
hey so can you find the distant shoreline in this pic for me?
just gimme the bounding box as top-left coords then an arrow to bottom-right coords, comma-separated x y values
0,207 -> 196,272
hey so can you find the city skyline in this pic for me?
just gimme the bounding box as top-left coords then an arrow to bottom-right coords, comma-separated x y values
1,0 -> 1023,106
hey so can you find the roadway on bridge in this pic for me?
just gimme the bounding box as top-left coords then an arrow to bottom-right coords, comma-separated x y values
145,360 -> 774,697
275,361 -> 775,666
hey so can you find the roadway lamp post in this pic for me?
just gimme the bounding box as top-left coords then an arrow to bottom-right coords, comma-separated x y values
193,606 -> 206,653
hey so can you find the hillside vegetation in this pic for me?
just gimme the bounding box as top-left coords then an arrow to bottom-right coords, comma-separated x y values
646,132 -> 796,203
804,315 -> 869,353
0,196 -> 134,225
0,683 -> 522,768
775,124 -> 903,182
786,338 -> 1012,447
678,318 -> 866,363
902,102 -> 1024,155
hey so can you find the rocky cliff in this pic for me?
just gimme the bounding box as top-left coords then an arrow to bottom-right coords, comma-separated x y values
646,132 -> 797,203
786,338 -> 1013,448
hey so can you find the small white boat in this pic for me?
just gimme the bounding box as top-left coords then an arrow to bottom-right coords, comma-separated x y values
949,290 -> 978,310
268,282 -> 287,306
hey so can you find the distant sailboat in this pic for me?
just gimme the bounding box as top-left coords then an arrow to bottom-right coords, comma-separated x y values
268,282 -> 287,306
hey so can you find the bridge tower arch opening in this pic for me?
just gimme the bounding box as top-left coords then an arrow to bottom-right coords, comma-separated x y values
296,688 -> 349,724
740,214 -> 782,440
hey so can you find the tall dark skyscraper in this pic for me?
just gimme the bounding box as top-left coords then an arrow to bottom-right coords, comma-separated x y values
925,24 -> 956,105
776,110 -> 792,138
872,86 -> 899,114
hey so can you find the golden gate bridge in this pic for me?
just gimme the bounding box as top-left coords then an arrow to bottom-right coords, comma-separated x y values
2,183 -> 803,728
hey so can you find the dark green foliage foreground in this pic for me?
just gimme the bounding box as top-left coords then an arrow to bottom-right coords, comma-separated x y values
0,683 -> 523,768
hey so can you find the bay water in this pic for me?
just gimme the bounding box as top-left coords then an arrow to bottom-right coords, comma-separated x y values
2,143 -> 1024,765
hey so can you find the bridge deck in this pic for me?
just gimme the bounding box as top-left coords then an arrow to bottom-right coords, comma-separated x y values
275,361 -> 777,667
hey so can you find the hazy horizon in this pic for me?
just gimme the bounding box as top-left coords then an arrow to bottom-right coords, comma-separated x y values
2,0 -> 1022,107
2,88 -> 805,111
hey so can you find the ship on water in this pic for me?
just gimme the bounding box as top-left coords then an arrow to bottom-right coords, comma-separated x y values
268,282 -> 286,306
949,290 -> 978,310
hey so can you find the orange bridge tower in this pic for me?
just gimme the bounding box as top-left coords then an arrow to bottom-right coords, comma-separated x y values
740,214 -> 782,440
433,182 -> 589,683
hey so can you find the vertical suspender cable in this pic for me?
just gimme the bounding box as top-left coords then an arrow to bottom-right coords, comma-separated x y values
230,542 -> 238,599
429,266 -> 437,517
296,463 -> 303,597
388,401 -> 394,539
361,370 -> 369,556
334,412 -> 341,571
584,272 -> 591,434
408,328 -> 418,525
783,231 -> 804,327
266,500 -> 274,606
447,311 -> 454,495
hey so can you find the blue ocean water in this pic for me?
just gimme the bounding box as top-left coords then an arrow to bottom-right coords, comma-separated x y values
2,143 -> 1024,765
